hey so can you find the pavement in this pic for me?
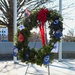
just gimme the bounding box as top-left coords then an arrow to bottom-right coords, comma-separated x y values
0,59 -> 75,75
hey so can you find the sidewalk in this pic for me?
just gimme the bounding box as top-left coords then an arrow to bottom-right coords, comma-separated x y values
0,59 -> 75,75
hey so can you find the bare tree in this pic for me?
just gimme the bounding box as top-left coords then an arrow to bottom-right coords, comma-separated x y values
63,29 -> 75,42
28,32 -> 41,42
0,0 -> 49,41
0,0 -> 13,41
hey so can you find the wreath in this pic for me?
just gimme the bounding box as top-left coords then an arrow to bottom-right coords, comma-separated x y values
14,8 -> 63,66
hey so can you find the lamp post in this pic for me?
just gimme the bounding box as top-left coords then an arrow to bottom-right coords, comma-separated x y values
58,0 -> 62,61
13,0 -> 17,63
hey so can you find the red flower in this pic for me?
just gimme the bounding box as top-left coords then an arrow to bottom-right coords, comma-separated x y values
18,32 -> 24,42
37,8 -> 49,23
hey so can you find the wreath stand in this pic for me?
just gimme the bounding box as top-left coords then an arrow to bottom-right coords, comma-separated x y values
24,63 -> 50,75
24,26 -> 50,75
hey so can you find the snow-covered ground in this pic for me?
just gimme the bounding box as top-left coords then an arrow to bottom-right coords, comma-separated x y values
0,59 -> 75,75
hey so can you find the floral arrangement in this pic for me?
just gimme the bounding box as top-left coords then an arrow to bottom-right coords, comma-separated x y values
14,8 -> 63,66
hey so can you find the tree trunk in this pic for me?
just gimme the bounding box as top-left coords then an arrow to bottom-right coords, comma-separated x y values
8,27 -> 13,42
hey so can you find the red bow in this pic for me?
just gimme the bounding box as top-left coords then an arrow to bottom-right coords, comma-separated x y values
38,8 -> 49,46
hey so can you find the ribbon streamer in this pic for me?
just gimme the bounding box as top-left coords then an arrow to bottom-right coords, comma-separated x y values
39,22 -> 46,46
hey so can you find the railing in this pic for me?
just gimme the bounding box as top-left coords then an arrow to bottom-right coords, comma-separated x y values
0,42 -> 75,58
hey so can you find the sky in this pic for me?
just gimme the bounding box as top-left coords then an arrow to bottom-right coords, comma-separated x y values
62,0 -> 75,36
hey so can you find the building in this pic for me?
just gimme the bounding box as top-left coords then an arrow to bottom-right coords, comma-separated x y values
0,25 -> 8,42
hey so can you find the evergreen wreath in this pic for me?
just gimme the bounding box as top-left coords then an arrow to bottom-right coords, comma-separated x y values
15,8 -> 63,66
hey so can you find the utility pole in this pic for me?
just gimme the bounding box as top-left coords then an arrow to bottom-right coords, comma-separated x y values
58,0 -> 62,61
13,0 -> 17,63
